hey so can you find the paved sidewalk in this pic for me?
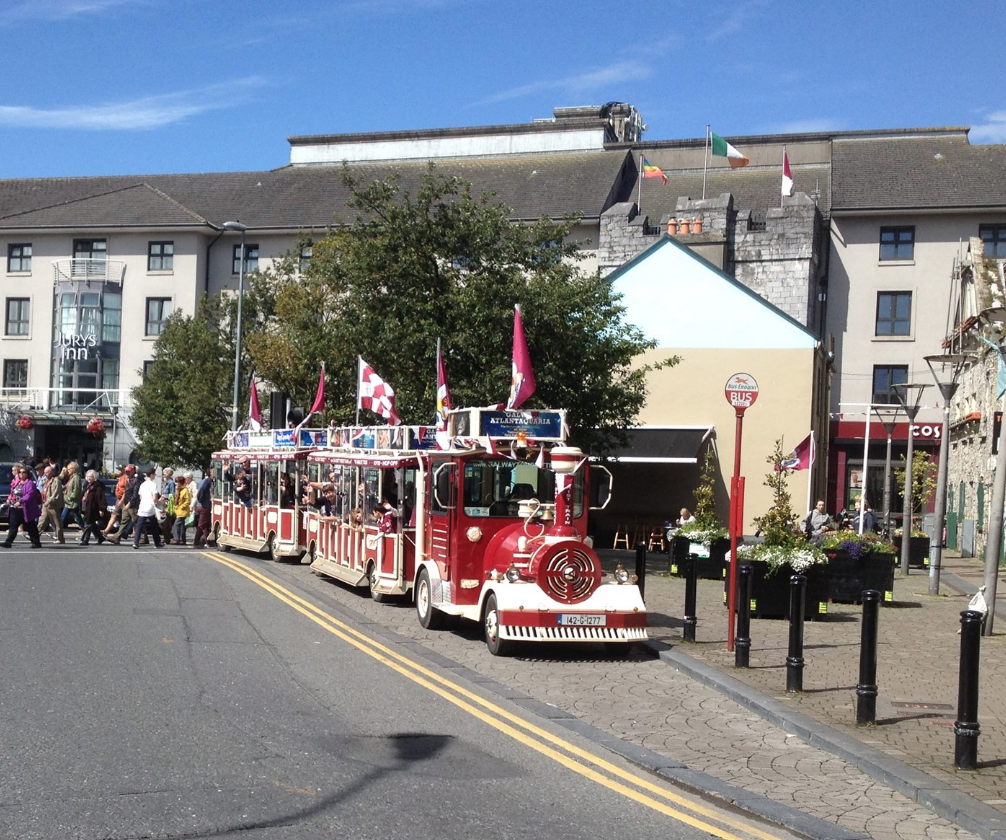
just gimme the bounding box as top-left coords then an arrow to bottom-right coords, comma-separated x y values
612,547 -> 1006,840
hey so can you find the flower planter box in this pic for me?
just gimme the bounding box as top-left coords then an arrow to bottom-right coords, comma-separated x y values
892,536 -> 929,568
724,561 -> 829,620
824,549 -> 896,604
670,536 -> 728,580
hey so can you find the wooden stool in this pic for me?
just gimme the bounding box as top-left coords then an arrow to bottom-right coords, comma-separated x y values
612,523 -> 631,550
647,524 -> 665,553
632,523 -> 646,549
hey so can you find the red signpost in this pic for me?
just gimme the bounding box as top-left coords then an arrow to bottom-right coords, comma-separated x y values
725,373 -> 758,651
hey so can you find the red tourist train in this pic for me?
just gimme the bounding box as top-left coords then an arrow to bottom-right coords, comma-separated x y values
211,408 -> 647,655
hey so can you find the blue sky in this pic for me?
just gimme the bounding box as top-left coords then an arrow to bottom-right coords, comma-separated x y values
1,0 -> 1003,179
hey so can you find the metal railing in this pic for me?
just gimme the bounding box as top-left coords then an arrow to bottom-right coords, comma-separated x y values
52,258 -> 126,286
0,387 -> 133,412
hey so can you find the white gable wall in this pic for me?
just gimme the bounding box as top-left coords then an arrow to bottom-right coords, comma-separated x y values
610,238 -> 817,350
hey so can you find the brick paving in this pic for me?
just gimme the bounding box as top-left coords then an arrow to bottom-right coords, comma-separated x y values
251,546 -> 1006,840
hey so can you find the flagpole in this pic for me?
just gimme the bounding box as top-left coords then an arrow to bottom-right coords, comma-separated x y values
356,356 -> 363,425
782,145 -> 786,208
702,125 -> 710,200
806,429 -> 814,514
637,153 -> 643,214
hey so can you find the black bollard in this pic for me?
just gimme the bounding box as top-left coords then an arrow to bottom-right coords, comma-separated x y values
856,590 -> 880,725
682,552 -> 698,642
635,543 -> 647,603
786,574 -> 806,693
735,564 -> 753,667
955,609 -> 983,770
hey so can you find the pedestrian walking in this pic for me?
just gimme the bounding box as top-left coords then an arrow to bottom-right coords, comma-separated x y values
39,465 -> 65,543
193,468 -> 214,548
79,470 -> 108,545
160,467 -> 176,544
133,467 -> 162,549
61,461 -> 85,532
108,465 -> 139,544
172,474 -> 192,546
0,466 -> 42,548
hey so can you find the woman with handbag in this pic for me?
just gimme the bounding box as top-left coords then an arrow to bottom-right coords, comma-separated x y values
1,466 -> 42,548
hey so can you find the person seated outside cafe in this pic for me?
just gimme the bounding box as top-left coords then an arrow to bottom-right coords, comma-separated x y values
847,497 -> 878,533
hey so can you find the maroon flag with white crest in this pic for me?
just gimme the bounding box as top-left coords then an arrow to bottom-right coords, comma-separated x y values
506,305 -> 536,410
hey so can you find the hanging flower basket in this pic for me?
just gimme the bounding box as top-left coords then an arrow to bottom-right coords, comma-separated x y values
14,415 -> 33,431
86,416 -> 106,436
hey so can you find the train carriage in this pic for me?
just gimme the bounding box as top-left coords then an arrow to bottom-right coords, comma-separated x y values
210,428 -> 327,560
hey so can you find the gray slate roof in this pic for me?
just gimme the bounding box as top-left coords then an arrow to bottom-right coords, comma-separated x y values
832,134 -> 1006,211
0,151 -> 632,231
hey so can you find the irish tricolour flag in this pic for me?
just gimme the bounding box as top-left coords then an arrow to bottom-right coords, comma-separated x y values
711,131 -> 749,169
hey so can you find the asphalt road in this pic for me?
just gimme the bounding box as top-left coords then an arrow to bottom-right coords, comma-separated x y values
0,543 -> 804,840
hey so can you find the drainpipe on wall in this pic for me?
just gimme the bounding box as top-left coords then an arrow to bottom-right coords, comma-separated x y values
205,227 -> 225,296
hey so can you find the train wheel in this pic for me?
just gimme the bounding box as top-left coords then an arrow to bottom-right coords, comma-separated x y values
267,534 -> 280,562
483,593 -> 512,657
415,568 -> 445,630
303,541 -> 317,565
368,562 -> 387,603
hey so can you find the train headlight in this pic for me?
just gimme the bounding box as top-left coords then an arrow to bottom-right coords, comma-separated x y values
614,565 -> 630,584
505,564 -> 522,583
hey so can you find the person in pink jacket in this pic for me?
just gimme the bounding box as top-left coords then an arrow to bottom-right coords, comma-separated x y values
1,465 -> 42,548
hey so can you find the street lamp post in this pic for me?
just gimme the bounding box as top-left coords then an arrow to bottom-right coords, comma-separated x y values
893,383 -> 928,576
223,221 -> 248,433
925,353 -> 969,596
978,308 -> 1006,635
873,404 -> 901,539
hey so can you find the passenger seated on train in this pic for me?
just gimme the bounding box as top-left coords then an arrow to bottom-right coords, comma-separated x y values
279,473 -> 295,508
372,504 -> 399,534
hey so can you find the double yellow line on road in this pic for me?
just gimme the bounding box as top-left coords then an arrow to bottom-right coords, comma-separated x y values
204,551 -> 789,840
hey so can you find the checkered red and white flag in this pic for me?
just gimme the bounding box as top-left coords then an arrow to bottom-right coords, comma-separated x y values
358,357 -> 401,425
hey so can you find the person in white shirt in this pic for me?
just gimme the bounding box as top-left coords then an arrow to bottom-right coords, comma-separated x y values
133,467 -> 163,549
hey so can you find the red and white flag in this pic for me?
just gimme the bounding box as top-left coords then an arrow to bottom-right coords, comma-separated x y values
780,432 -> 814,471
782,150 -> 794,197
506,304 -> 536,410
359,357 -> 401,425
248,373 -> 262,432
435,341 -> 453,449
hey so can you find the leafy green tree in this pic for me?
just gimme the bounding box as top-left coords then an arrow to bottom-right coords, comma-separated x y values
129,299 -> 233,468
249,166 -> 672,452
692,448 -> 720,529
895,450 -> 938,516
754,440 -> 804,549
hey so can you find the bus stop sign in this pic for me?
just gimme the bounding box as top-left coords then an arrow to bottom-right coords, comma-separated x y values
725,373 -> 759,415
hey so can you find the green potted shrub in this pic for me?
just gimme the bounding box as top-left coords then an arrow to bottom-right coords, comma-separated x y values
728,440 -> 828,619
670,449 -> 729,578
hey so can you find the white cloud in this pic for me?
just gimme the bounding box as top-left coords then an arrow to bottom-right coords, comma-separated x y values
706,0 -> 768,41
0,0 -> 148,23
969,111 -> 1006,144
0,78 -> 267,131
481,60 -> 653,106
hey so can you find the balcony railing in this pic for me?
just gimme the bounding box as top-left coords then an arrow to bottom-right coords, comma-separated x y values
0,387 -> 133,413
53,258 -> 126,286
